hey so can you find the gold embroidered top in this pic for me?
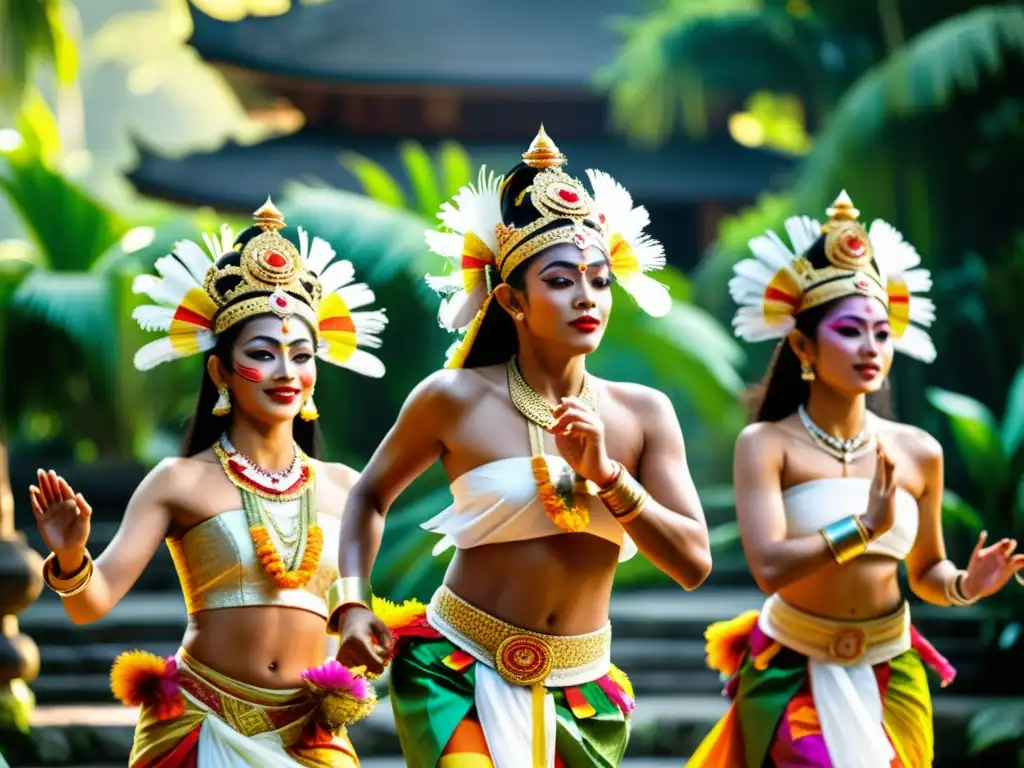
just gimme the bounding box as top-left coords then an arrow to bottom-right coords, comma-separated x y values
166,505 -> 339,618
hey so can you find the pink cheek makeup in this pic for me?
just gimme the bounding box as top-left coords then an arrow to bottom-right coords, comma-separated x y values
235,364 -> 264,383
299,372 -> 315,389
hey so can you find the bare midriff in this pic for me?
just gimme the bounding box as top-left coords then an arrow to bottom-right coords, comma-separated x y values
181,605 -> 328,688
778,554 -> 903,620
443,533 -> 620,636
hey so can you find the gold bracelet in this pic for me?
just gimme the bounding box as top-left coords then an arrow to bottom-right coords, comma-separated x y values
42,550 -> 94,598
597,463 -> 650,523
820,516 -> 868,564
326,577 -> 373,635
943,569 -> 976,606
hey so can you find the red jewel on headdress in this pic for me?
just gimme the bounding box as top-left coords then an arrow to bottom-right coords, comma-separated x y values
598,213 -> 606,224
266,250 -> 288,268
559,189 -> 580,203
573,233 -> 587,248
844,235 -> 866,256
853,273 -> 870,292
275,295 -> 288,308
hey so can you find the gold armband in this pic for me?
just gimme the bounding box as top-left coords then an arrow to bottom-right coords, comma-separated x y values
820,516 -> 868,564
326,577 -> 373,635
943,569 -> 977,606
42,550 -> 94,598
597,463 -> 650,524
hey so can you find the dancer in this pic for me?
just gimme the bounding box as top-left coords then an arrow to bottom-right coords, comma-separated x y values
688,192 -> 1024,768
326,126 -> 712,768
30,200 -> 387,767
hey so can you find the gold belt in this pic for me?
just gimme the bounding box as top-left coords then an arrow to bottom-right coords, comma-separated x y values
430,586 -> 611,686
761,594 -> 911,665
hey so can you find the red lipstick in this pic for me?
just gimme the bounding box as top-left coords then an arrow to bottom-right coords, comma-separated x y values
853,363 -> 881,380
265,387 -> 300,404
569,315 -> 601,334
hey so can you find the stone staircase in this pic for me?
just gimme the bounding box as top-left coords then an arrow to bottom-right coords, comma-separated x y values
7,458 -> 1021,765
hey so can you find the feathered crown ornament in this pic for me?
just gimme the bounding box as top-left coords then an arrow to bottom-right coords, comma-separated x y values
425,125 -> 672,368
729,190 -> 936,362
131,198 -> 389,377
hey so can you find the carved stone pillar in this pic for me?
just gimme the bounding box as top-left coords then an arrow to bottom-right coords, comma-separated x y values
0,440 -> 42,728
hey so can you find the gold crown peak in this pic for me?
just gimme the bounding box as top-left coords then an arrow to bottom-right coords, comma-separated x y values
826,190 -> 860,222
253,197 -> 286,232
522,124 -> 567,169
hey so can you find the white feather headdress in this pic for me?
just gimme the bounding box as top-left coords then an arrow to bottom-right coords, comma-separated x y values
729,191 -> 936,362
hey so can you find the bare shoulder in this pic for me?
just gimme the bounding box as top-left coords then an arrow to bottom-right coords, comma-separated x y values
145,454 -> 212,492
314,460 -> 360,493
602,380 -> 675,421
409,366 -> 497,412
875,417 -> 942,465
734,420 -> 789,468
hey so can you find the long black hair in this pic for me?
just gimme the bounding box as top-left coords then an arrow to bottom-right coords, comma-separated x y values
744,235 -> 894,423
179,226 -> 323,458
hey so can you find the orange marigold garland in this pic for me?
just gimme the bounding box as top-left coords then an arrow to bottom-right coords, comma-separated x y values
250,521 -> 323,590
531,454 -> 590,533
110,650 -> 184,721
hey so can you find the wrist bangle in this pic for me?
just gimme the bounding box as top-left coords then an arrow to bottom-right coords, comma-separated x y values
597,465 -> 650,524
42,550 -> 94,598
326,577 -> 373,635
944,569 -> 977,606
820,516 -> 868,564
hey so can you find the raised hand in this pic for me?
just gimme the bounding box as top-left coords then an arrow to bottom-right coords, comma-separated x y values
961,531 -> 1024,601
29,469 -> 92,574
549,396 -> 618,487
861,444 -> 897,539
336,605 -> 394,676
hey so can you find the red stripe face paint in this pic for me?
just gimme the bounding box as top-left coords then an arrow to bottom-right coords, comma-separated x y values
236,364 -> 263,383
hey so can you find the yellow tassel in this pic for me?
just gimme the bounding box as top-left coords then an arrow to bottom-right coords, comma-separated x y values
445,294 -> 494,370
300,393 -> 319,421
531,682 -> 546,768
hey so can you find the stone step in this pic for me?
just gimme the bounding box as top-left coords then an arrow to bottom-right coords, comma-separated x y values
14,691 -> 1001,766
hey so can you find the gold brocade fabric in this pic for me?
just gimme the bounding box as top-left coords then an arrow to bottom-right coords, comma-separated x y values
166,508 -> 338,617
431,586 -> 610,686
130,650 -> 358,768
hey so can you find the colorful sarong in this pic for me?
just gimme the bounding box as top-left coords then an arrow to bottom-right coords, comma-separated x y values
378,587 -> 635,768
688,598 -> 956,768
117,649 -> 359,767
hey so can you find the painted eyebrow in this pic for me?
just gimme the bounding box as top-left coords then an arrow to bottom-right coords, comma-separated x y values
828,315 -> 890,327
538,259 -> 609,275
243,336 -> 314,347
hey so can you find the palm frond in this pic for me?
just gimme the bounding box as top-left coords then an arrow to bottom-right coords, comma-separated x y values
0,147 -> 128,271
796,6 -> 1024,208
0,0 -> 77,108
10,270 -> 112,359
399,141 -> 443,219
596,0 -> 815,144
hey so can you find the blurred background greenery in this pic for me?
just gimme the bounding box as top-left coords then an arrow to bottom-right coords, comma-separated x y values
2,0 -> 1023,761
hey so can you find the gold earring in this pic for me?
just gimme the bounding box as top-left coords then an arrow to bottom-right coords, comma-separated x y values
800,360 -> 816,382
514,312 -> 524,322
212,386 -> 231,416
300,389 -> 319,422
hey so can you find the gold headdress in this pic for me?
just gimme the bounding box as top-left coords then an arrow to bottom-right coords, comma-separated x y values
729,191 -> 936,362
425,125 -> 672,368
131,198 -> 389,377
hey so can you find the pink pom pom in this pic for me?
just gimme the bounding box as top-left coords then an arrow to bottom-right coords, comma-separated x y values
302,660 -> 370,700
910,626 -> 956,688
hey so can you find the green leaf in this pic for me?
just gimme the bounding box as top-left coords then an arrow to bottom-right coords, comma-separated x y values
926,387 -> 1009,492
0,148 -> 128,271
796,6 -> 1024,207
941,489 -> 985,533
10,270 -> 112,360
338,151 -> 407,209
14,88 -> 61,166
399,141 -> 442,220
438,141 -> 474,200
1001,365 -> 1024,459
967,703 -> 1024,755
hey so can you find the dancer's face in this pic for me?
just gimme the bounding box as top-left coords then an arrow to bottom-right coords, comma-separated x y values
503,243 -> 613,356
803,296 -> 894,396
213,315 -> 318,425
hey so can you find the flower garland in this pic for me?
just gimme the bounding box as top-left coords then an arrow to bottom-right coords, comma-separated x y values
250,521 -> 323,590
530,452 -> 590,533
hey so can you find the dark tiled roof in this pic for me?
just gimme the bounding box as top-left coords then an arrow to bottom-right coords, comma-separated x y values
189,0 -> 641,87
128,132 -> 795,211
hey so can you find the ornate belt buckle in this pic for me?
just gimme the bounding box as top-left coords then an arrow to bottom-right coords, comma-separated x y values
495,634 -> 553,686
829,627 -> 868,663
